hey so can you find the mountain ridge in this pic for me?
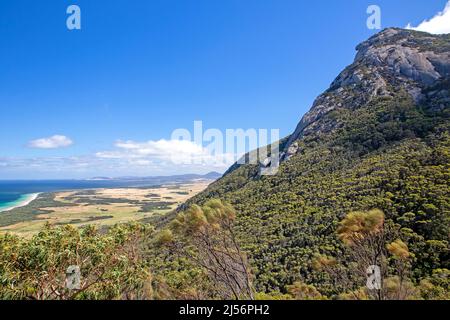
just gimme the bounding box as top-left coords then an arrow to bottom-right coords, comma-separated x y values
282,27 -> 449,162
88,171 -> 222,182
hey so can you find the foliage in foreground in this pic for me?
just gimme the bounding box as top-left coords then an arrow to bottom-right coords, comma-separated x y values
154,200 -> 254,300
0,202 -> 448,300
0,223 -> 152,300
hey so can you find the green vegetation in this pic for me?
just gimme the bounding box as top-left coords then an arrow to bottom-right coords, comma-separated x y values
0,183 -> 208,236
185,92 -> 450,298
154,200 -> 254,300
0,223 -> 152,300
139,201 -> 176,213
0,93 -> 448,300
3,202 -> 446,300
0,193 -> 77,228
0,30 -> 448,300
0,200 -> 253,300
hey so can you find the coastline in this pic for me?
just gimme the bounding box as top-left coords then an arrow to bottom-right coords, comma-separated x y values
0,193 -> 40,213
0,181 -> 212,237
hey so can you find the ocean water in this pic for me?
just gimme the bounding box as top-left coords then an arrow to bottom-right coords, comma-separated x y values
0,180 -> 162,212
0,193 -> 39,211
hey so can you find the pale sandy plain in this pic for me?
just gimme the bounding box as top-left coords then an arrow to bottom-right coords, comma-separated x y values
0,181 -> 211,238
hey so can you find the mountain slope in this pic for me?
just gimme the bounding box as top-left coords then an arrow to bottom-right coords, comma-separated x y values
186,28 -> 450,295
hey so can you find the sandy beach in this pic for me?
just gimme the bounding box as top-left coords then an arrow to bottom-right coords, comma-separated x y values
0,181 -> 212,237
0,193 -> 40,213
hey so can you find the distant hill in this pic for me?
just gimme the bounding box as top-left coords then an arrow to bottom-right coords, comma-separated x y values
89,172 -> 222,184
186,29 -> 450,294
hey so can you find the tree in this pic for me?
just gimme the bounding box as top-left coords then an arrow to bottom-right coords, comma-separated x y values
337,209 -> 388,299
334,209 -> 427,300
156,200 -> 255,300
287,281 -> 325,300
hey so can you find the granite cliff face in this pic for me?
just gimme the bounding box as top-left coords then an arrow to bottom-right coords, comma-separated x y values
282,28 -> 450,161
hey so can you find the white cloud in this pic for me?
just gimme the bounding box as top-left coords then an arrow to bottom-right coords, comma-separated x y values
115,139 -> 204,158
96,139 -> 236,168
28,135 -> 73,149
2,137 -> 238,178
406,1 -> 450,34
131,159 -> 152,166
0,154 -> 225,179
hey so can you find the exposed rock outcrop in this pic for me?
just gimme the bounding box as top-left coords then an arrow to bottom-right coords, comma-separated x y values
283,28 -> 450,160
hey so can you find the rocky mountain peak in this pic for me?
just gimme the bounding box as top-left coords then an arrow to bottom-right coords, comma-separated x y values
354,28 -> 449,86
280,28 -> 450,162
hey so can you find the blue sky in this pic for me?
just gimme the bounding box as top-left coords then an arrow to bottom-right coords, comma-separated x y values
0,0 -> 448,179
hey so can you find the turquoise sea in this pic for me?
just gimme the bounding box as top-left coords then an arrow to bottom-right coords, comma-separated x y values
0,174 -> 220,212
0,193 -> 39,212
0,180 -> 163,212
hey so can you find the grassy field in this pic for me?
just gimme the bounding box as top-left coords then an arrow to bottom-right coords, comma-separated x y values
0,181 -> 211,237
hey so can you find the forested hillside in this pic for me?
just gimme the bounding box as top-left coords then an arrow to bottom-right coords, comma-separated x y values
185,28 -> 450,298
